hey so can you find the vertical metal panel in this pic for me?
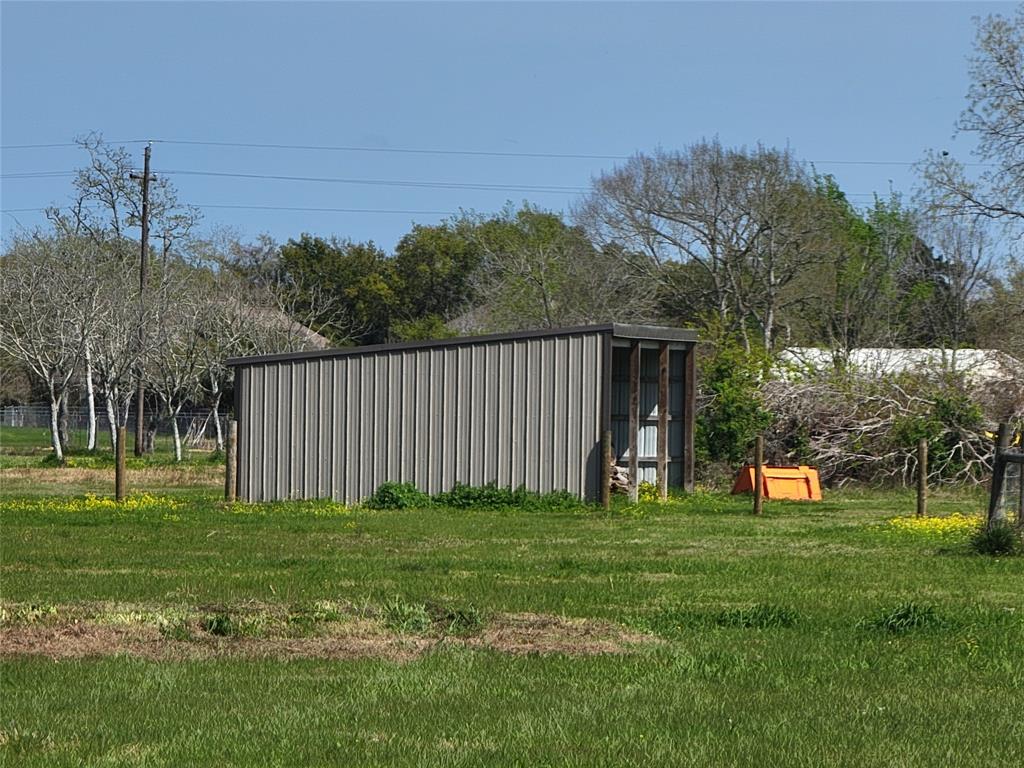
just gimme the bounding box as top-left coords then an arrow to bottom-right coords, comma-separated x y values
235,329 -> 611,502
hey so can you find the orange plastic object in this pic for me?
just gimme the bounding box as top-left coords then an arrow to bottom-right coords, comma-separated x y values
731,465 -> 823,501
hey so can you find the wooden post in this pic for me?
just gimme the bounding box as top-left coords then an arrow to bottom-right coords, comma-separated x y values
753,434 -> 764,516
601,430 -> 612,509
916,438 -> 928,518
990,423 -> 1009,526
682,345 -> 696,493
656,342 -> 669,501
115,426 -> 127,502
1018,428 -> 1024,529
225,419 -> 238,503
628,342 -> 640,504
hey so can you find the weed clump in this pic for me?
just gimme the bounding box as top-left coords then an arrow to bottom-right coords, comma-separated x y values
970,521 -> 1022,556
381,598 -> 432,634
433,482 -> 583,512
158,616 -> 193,641
200,611 -> 265,638
364,481 -> 586,512
365,482 -> 431,510
861,602 -> 948,634
427,602 -> 488,635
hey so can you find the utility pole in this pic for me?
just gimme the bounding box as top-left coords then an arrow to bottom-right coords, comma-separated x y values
131,143 -> 155,456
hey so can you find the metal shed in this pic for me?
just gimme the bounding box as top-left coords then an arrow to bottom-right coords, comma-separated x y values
227,323 -> 697,503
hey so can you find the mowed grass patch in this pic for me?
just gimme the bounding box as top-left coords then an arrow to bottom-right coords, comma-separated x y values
4,637 -> 1023,767
2,483 -> 1022,765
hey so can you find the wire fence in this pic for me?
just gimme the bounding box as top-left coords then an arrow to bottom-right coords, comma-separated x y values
994,460 -> 1024,525
0,405 -> 229,453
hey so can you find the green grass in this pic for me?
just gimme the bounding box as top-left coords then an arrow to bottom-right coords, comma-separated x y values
2,483 -> 1022,766
0,424 -> 184,457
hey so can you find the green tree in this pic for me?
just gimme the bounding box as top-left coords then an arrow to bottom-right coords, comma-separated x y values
390,222 -> 482,339
277,235 -> 394,344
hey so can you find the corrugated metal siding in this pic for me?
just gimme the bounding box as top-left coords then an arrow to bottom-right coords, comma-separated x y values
236,330 -> 607,503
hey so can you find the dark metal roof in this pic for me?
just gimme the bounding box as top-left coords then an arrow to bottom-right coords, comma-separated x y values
226,323 -> 697,367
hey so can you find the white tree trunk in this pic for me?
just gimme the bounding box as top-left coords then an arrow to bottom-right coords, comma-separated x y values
171,407 -> 183,462
58,395 -> 71,452
211,391 -> 224,451
49,394 -> 64,462
85,344 -> 97,451
104,395 -> 118,452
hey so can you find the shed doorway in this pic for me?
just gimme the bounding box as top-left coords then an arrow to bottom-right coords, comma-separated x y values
611,342 -> 689,498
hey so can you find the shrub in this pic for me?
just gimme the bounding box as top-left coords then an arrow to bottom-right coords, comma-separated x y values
971,521 -> 1022,556
433,482 -> 584,512
695,335 -> 774,468
365,482 -> 430,509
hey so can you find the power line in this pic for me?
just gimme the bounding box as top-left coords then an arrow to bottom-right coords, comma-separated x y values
159,168 -> 588,193
0,137 -> 996,167
0,204 -> 459,215
0,140 -> 149,150
2,167 -> 587,193
154,139 -> 630,162
201,204 -> 457,215
0,168 -> 888,199
0,171 -> 76,179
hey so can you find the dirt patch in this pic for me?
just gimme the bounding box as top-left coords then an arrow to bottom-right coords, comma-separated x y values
466,613 -> 653,656
0,613 -> 653,661
0,620 -> 431,662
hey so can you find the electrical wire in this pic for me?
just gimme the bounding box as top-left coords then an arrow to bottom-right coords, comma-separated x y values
0,137 -> 995,167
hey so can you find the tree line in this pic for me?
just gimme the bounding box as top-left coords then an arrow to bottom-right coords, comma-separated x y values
2,7 -> 1022,478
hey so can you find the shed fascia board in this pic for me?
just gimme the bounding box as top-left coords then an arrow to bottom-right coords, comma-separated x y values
611,324 -> 698,343
227,323 -> 696,368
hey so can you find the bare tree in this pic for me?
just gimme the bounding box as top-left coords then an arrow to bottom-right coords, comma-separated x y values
0,235 -> 101,461
915,217 -> 994,347
88,244 -> 148,452
47,133 -> 200,251
577,141 -> 827,350
145,265 -> 208,462
918,7 -> 1024,231
465,205 -> 659,332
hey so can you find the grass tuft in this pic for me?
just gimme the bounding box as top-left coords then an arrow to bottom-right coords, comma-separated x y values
970,521 -> 1022,556
860,601 -> 948,634
381,598 -> 432,634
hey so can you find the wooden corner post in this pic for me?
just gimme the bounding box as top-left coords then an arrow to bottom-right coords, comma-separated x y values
916,438 -> 928,518
601,430 -> 612,509
683,344 -> 696,493
753,434 -> 764,516
657,342 -> 669,501
628,341 -> 640,504
115,426 -> 127,502
225,419 -> 238,503
989,423 -> 1009,528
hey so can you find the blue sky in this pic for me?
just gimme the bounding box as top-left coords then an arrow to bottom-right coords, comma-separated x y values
0,1 -> 1010,251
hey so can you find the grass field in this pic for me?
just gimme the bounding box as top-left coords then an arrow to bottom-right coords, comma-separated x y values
1,450 -> 1022,766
